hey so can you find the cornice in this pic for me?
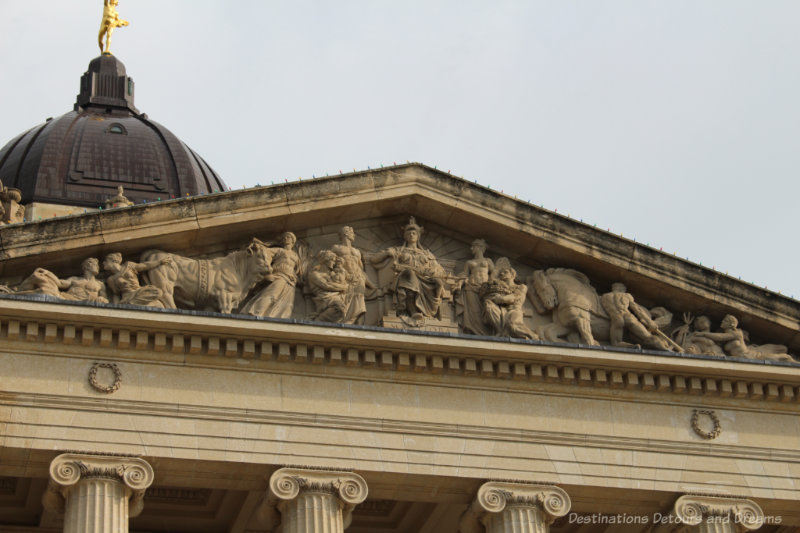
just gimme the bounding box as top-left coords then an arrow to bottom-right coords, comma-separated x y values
0,298 -> 798,410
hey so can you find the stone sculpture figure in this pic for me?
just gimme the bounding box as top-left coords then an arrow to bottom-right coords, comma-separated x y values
105,186 -> 134,208
480,266 -> 538,340
141,238 -> 274,313
369,217 -> 446,324
527,268 -> 607,346
0,180 -> 24,224
692,315 -> 794,362
673,314 -> 725,356
241,232 -> 301,319
103,252 -> 171,308
330,226 -> 374,324
16,268 -> 70,299
600,282 -> 677,351
306,250 -> 349,323
16,258 -> 108,303
60,258 -> 109,303
98,0 -> 129,54
456,239 -> 494,335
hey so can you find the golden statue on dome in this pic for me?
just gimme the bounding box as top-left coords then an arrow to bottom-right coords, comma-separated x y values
98,0 -> 129,55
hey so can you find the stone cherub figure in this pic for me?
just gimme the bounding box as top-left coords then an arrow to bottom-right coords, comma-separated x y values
691,314 -> 794,362
600,282 -> 678,351
103,252 -> 171,307
98,0 -> 129,54
330,226 -> 374,325
480,264 -> 538,340
456,239 -> 494,336
241,232 -> 302,319
369,217 -> 447,324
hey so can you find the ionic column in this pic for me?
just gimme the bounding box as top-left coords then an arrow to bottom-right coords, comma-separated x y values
259,468 -> 368,533
42,453 -> 154,533
672,495 -> 764,533
459,482 -> 571,533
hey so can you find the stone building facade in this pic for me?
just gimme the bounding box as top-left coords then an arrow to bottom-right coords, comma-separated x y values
0,163 -> 798,532
0,17 -> 798,528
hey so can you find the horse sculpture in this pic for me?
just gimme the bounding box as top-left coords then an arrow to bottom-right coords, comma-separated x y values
527,268 -> 611,345
141,239 -> 274,314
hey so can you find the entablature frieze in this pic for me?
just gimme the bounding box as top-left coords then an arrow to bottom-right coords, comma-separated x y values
1,298 -> 798,410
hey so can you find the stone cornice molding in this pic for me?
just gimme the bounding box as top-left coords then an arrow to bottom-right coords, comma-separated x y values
259,468 -> 368,531
42,453 -> 154,517
460,482 -> 571,533
672,495 -> 764,532
1,299 -> 798,409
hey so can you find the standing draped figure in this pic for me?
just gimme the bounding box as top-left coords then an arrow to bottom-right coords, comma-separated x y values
241,232 -> 301,319
456,239 -> 494,335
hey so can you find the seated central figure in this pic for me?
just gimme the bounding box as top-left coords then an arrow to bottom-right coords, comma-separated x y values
370,217 -> 446,322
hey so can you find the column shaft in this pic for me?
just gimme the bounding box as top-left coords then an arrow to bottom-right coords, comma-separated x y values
280,491 -> 344,533
694,520 -> 735,533
63,478 -> 129,533
484,504 -> 548,533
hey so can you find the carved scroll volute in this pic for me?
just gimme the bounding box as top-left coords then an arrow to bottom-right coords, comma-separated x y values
460,482 -> 571,533
673,495 -> 764,532
43,453 -> 154,517
260,468 -> 369,532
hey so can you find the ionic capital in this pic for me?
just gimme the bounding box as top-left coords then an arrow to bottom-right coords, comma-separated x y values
258,468 -> 368,532
42,453 -> 154,517
269,467 -> 368,506
673,495 -> 764,532
460,482 -> 571,533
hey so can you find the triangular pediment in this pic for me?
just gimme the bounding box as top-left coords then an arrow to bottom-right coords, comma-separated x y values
0,163 -> 797,360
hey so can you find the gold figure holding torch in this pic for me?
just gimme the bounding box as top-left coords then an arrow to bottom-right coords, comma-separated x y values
98,0 -> 129,54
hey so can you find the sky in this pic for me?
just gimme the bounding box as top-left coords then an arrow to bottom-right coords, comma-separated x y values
1,1 -> 799,298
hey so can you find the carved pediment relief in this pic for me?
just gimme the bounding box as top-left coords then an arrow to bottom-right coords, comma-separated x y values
0,205 -> 796,364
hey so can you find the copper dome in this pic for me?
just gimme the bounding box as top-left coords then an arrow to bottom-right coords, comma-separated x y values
0,54 -> 227,208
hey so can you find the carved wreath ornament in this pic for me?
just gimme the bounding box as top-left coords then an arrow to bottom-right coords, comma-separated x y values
691,409 -> 721,440
88,362 -> 122,394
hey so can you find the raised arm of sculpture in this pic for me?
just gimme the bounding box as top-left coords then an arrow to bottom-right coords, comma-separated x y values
241,232 -> 302,319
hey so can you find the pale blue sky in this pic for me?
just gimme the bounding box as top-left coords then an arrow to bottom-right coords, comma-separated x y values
1,1 -> 799,298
